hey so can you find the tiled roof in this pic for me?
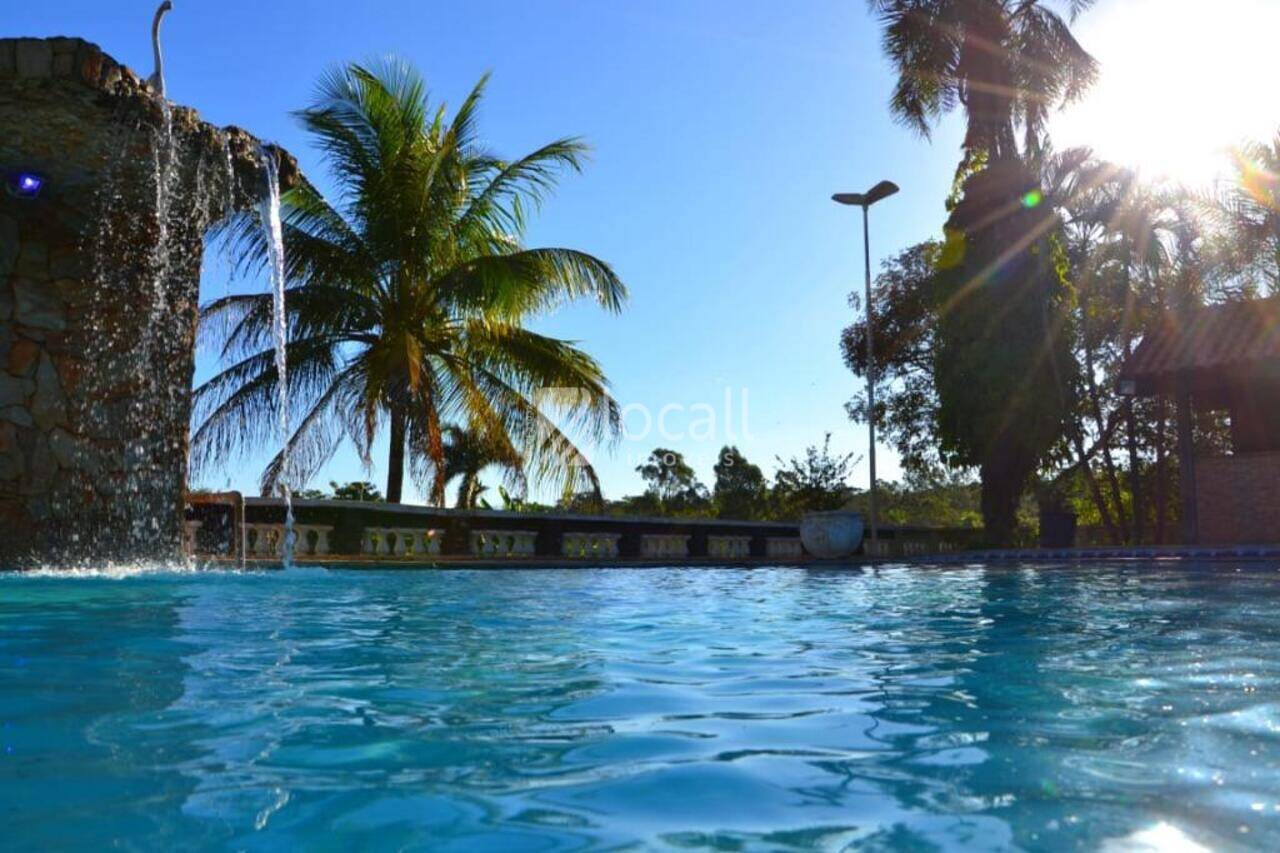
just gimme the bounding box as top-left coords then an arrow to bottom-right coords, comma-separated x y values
1123,297 -> 1280,382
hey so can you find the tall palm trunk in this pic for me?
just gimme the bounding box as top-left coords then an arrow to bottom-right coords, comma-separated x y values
980,454 -> 1024,548
1155,398 -> 1169,543
456,472 -> 477,509
1070,430 -> 1121,544
1082,334 -> 1129,543
386,409 -> 406,504
1120,265 -> 1143,545
1126,399 -> 1143,545
1150,270 -> 1168,544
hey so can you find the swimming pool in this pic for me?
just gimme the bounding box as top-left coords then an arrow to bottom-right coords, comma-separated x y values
2,563 -> 1277,849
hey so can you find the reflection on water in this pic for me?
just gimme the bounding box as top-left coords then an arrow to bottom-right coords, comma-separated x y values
2,564 -> 1279,849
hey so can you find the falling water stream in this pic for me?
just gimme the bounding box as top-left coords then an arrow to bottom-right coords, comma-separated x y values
259,149 -> 294,568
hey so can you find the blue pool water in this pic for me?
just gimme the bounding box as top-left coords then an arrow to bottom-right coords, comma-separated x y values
2,564 -> 1280,850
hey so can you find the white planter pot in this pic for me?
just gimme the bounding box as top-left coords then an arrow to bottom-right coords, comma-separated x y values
800,511 -> 865,559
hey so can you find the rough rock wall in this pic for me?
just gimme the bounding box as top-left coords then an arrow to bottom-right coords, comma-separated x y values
0,37 -> 297,565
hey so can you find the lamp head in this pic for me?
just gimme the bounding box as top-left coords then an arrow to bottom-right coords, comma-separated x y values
864,180 -> 899,205
832,180 -> 899,208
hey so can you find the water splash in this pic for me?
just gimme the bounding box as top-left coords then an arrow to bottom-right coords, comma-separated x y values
3,562 -> 236,580
259,148 -> 294,568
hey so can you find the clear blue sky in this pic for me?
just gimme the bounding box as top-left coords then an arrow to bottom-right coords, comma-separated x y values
13,1 -> 972,501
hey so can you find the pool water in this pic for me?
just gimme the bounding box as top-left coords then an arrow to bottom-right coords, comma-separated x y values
3,564 -> 1280,850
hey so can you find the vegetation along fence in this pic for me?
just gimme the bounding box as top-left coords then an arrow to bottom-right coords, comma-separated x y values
186,495 -> 981,564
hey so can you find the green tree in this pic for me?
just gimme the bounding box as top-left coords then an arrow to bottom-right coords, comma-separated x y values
772,434 -> 859,518
869,0 -> 1097,543
191,60 -> 626,505
712,446 -> 768,519
933,160 -> 1078,544
329,480 -> 383,502
842,241 -> 946,478
636,448 -> 709,514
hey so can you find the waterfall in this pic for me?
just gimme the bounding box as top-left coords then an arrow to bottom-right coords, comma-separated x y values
82,97 -> 188,562
259,148 -> 295,568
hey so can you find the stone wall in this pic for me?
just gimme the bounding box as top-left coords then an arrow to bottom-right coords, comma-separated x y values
1196,453 -> 1280,545
0,37 -> 296,565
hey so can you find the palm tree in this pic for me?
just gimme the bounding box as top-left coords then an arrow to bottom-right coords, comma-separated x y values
1213,134 -> 1280,296
1039,147 -> 1130,544
868,0 -> 1097,544
869,0 -> 1098,162
192,60 -> 626,504
426,424 -> 526,509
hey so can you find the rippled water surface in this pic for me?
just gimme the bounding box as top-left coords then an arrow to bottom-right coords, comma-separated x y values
4,564 -> 1280,850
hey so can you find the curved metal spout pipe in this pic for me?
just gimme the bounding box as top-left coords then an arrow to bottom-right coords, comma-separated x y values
147,1 -> 173,96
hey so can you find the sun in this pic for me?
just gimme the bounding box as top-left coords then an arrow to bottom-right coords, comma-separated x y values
1052,0 -> 1280,187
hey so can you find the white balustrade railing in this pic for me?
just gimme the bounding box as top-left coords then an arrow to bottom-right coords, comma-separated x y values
707,535 -> 752,559
863,538 -> 939,558
243,523 -> 334,557
235,514 -> 824,562
361,527 -> 443,557
293,524 -> 334,556
470,530 -> 538,558
562,532 -> 621,559
641,534 -> 690,559
766,537 -> 803,559
245,523 -> 282,557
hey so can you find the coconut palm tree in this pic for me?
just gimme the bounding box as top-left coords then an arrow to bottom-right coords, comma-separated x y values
868,0 -> 1098,162
426,423 -> 526,509
192,59 -> 626,504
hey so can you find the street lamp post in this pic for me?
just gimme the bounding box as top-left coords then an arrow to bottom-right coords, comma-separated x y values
833,180 -> 899,547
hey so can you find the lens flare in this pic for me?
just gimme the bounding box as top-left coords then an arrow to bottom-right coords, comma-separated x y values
1235,150 -> 1279,211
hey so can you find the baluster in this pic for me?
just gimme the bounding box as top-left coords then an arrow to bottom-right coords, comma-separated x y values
184,520 -> 202,555
256,525 -> 273,557
314,526 -> 331,556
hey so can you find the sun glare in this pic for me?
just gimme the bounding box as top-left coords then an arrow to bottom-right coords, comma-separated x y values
1053,0 -> 1280,187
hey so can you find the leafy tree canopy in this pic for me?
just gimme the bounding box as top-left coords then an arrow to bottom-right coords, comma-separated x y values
773,434 -> 860,516
712,446 -> 768,520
